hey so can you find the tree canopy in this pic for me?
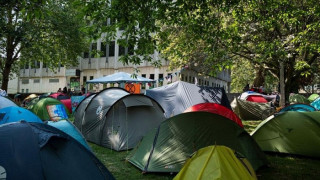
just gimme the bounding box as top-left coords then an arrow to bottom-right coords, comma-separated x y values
82,0 -> 320,96
0,0 -> 88,91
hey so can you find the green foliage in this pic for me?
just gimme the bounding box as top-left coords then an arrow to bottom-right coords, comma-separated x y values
0,0 -> 88,90
79,0 -> 320,95
231,59 -> 255,93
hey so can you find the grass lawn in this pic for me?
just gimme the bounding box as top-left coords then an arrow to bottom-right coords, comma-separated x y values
90,120 -> 320,180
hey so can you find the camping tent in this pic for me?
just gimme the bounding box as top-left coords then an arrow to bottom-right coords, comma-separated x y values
0,106 -> 43,125
308,94 -> 319,102
232,98 -> 274,120
0,96 -> 17,109
239,92 -> 268,103
49,92 -> 69,100
86,72 -> 155,93
279,104 -> 316,113
251,112 -> 320,157
47,120 -> 91,150
60,99 -> 72,113
174,145 -> 257,180
74,88 -> 166,151
73,93 -> 96,128
0,122 -> 114,180
145,81 -> 231,118
127,112 -> 268,173
289,94 -> 310,104
311,97 -> 320,110
31,97 -> 70,121
184,103 -> 243,127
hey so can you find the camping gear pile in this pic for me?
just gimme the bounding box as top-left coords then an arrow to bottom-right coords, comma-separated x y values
3,80 -> 320,179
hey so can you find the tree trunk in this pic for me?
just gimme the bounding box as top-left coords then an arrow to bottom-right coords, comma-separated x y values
279,61 -> 285,106
1,65 -> 11,92
253,64 -> 265,87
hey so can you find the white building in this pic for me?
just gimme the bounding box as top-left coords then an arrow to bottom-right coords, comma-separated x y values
11,32 -> 231,94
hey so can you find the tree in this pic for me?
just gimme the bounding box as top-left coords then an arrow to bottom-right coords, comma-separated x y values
0,0 -> 88,91
81,0 -> 320,100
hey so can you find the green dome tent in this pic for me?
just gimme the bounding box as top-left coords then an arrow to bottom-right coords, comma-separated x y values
308,94 -> 319,102
251,112 -> 320,157
127,112 -> 268,173
174,145 -> 257,180
31,97 -> 70,121
289,94 -> 310,104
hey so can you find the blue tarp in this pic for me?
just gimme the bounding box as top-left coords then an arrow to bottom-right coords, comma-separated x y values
0,106 -> 43,125
86,72 -> 155,84
145,81 -> 231,118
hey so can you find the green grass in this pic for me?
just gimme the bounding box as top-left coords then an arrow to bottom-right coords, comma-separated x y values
89,120 -> 320,180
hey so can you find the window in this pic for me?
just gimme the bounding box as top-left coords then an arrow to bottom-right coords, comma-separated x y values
42,63 -> 47,68
89,76 -> 94,90
26,89 -> 29,93
141,74 -> 146,78
83,51 -> 89,58
83,76 -> 87,85
35,61 -> 40,69
119,44 -> 126,56
49,79 -> 59,83
101,42 -> 107,57
109,41 -> 115,57
22,79 -> 29,84
34,79 -> 40,83
91,43 -> 97,58
158,74 -> 163,86
21,89 -> 24,93
149,74 -> 154,80
128,44 -> 134,55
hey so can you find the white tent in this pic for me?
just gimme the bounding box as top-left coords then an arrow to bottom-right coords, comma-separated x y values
86,72 -> 155,93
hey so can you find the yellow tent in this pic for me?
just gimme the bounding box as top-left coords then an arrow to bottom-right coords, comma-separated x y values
174,145 -> 257,180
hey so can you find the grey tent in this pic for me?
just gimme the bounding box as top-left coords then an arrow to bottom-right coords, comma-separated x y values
145,81 -> 231,118
127,112 -> 268,173
74,88 -> 166,151
74,93 -> 97,128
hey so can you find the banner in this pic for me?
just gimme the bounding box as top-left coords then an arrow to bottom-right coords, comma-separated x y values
71,96 -> 86,112
46,104 -> 68,121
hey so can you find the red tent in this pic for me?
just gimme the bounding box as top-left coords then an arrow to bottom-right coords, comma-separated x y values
184,103 -> 243,127
60,99 -> 72,113
246,95 -> 268,103
49,93 -> 67,99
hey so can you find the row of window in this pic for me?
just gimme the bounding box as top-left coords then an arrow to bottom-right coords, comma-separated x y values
83,41 -> 134,58
21,79 -> 59,84
180,74 -> 225,89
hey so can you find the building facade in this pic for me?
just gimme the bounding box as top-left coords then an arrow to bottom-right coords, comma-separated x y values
11,32 -> 231,94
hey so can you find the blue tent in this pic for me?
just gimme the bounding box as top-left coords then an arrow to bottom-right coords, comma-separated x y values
0,122 -> 114,180
47,120 -> 91,150
145,81 -> 231,118
0,96 -> 17,109
279,104 -> 316,113
311,97 -> 320,110
0,106 -> 43,125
